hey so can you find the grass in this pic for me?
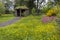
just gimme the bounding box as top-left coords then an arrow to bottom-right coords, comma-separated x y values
0,14 -> 15,23
0,15 -> 60,40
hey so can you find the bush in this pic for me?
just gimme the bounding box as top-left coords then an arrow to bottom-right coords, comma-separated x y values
46,6 -> 59,16
32,8 -> 36,15
41,7 -> 50,13
0,2 -> 5,16
40,2 -> 53,13
22,11 -> 29,17
46,9 -> 56,16
56,5 -> 60,18
56,11 -> 60,18
42,15 -> 56,23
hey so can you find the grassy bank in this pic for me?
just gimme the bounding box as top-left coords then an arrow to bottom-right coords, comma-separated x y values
0,14 -> 15,23
0,15 -> 59,40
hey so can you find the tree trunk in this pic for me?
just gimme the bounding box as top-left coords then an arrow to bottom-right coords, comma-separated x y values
36,0 -> 39,15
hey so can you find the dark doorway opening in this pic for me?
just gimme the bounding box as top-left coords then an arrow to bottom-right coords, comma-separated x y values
21,9 -> 25,16
21,9 -> 25,13
17,9 -> 20,16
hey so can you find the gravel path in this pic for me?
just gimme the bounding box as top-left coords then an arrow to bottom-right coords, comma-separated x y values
0,17 -> 20,27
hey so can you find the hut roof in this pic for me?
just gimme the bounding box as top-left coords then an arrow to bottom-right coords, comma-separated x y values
15,6 -> 29,9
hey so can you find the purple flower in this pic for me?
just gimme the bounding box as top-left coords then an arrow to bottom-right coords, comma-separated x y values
42,16 -> 55,23
42,16 -> 49,23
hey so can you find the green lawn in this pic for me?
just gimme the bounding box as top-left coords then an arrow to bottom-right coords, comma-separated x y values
0,14 -> 15,23
0,15 -> 59,40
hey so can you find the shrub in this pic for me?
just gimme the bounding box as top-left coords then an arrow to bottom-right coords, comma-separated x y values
32,8 -> 36,15
56,11 -> 60,18
56,5 -> 60,18
42,15 -> 56,23
46,6 -> 59,16
21,11 -> 29,17
40,2 -> 53,13
0,2 -> 5,16
41,7 -> 50,13
46,9 -> 56,16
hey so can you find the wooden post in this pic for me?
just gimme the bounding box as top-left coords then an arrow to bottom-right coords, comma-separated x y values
15,10 -> 17,16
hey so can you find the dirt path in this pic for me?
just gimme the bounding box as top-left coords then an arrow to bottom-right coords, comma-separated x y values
0,17 -> 20,27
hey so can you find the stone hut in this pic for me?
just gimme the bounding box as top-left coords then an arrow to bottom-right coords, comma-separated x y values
15,6 -> 29,17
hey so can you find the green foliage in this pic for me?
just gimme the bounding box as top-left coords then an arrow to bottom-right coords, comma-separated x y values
15,0 -> 28,6
46,8 -> 57,16
55,0 -> 60,4
4,0 -> 13,14
41,7 -> 50,13
57,12 -> 60,18
0,14 -> 14,23
15,0 -> 35,14
56,5 -> 60,18
26,0 -> 35,13
46,5 -> 60,16
0,15 -> 59,40
22,11 -> 29,17
32,8 -> 36,15
0,2 -> 5,15
41,2 -> 54,14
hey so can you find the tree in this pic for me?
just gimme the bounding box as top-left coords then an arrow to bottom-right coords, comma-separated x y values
0,2 -> 5,16
2,0 -> 14,14
15,0 -> 26,6
15,0 -> 36,14
34,0 -> 45,15
54,0 -> 60,5
26,0 -> 36,14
